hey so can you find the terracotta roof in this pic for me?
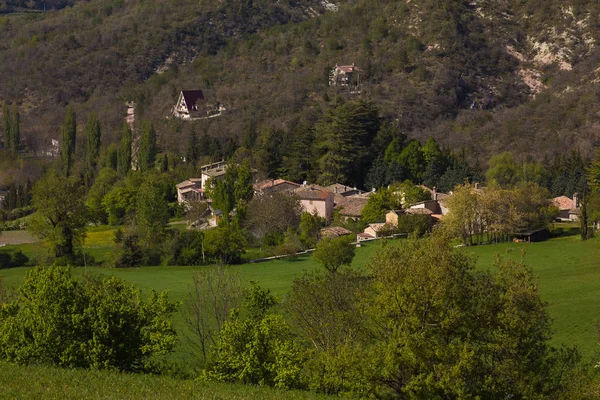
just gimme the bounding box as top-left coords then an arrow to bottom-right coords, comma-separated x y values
552,196 -> 574,211
254,179 -> 300,192
320,226 -> 353,238
366,223 -> 387,232
405,208 -> 433,215
335,64 -> 361,73
358,232 -> 374,239
296,190 -> 332,201
181,90 -> 205,110
337,197 -> 369,217
295,185 -> 332,200
176,180 -> 196,189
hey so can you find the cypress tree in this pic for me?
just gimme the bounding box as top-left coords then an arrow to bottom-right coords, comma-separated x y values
137,120 -> 157,172
117,123 -> 133,175
10,105 -> 19,155
186,126 -> 199,166
61,107 -> 77,177
3,104 -> 11,152
85,113 -> 101,169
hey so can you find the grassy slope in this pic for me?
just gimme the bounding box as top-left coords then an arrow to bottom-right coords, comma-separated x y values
2,234 -> 600,361
0,361 -> 328,400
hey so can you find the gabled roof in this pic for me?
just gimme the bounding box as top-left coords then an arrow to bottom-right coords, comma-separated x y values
176,180 -> 196,189
181,90 -> 205,110
337,197 -> 369,217
552,196 -> 574,211
405,208 -> 433,215
254,179 -> 300,192
335,64 -> 361,73
320,226 -> 352,239
295,185 -> 333,200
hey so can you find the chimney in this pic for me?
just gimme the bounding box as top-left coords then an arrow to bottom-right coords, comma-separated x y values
432,186 -> 437,201
271,179 -> 274,187
474,182 -> 479,190
334,186 -> 338,193
573,193 -> 579,208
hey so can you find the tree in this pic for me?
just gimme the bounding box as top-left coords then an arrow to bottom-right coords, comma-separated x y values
61,106 -> 77,177
85,113 -> 101,169
28,170 -> 88,259
202,283 -> 303,389
86,168 -> 120,224
486,151 -> 522,188
202,225 -> 246,264
361,235 -> 580,399
442,182 -> 482,245
135,176 -> 170,246
183,267 -> 244,363
117,123 -> 133,175
137,120 -> 157,172
205,162 -> 254,225
9,105 -> 19,155
245,192 -> 302,245
361,188 -> 402,223
313,235 -> 355,274
299,211 -> 323,249
0,266 -> 179,372
186,126 -> 199,166
2,103 -> 11,152
316,100 -> 380,186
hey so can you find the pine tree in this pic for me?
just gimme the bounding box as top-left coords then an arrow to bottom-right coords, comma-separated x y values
117,123 -> 133,175
186,126 -> 199,166
61,107 -> 77,177
3,104 -> 11,152
137,120 -> 157,172
85,113 -> 101,169
10,105 -> 19,155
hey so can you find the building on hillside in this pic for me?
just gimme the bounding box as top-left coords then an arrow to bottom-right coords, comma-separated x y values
336,196 -> 369,221
512,228 -> 550,243
325,183 -> 362,197
552,194 -> 580,221
295,185 -> 335,223
173,90 -> 205,119
320,226 -> 353,239
200,160 -> 228,189
363,223 -> 392,238
253,179 -> 300,195
329,64 -> 361,88
176,179 -> 204,204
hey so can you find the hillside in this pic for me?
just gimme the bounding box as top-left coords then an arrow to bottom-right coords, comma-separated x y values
1,0 -> 600,169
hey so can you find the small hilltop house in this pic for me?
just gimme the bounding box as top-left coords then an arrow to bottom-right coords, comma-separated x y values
173,90 -> 205,119
329,64 -> 361,88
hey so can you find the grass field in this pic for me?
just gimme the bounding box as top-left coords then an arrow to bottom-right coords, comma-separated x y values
2,231 -> 600,367
0,361 -> 329,400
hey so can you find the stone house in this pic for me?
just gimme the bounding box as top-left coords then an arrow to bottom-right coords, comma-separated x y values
295,185 -> 335,223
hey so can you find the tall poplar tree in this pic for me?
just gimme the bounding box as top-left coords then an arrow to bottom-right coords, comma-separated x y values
61,107 -> 77,177
85,113 -> 101,169
186,126 -> 199,166
118,123 -> 133,175
3,104 -> 11,152
11,105 -> 19,155
137,120 -> 156,172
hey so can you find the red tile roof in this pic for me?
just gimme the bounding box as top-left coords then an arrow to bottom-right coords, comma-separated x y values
336,197 -> 369,217
552,196 -> 574,211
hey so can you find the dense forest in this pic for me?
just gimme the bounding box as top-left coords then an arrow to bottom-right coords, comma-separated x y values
1,0 -> 600,173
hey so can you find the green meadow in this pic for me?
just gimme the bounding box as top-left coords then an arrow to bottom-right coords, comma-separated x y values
2,229 -> 600,368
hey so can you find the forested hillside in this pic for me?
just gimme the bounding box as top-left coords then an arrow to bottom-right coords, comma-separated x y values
1,0 -> 600,182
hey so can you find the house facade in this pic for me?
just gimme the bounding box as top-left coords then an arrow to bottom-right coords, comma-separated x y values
295,185 -> 335,223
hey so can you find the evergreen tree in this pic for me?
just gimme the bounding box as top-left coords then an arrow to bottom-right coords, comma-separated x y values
2,103 -> 11,152
10,105 -> 19,155
61,107 -> 77,177
117,123 -> 133,175
186,126 -> 199,166
85,113 -> 101,169
137,120 -> 157,172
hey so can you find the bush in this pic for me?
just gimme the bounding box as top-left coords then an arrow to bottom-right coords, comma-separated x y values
0,250 -> 29,269
0,266 -> 179,372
